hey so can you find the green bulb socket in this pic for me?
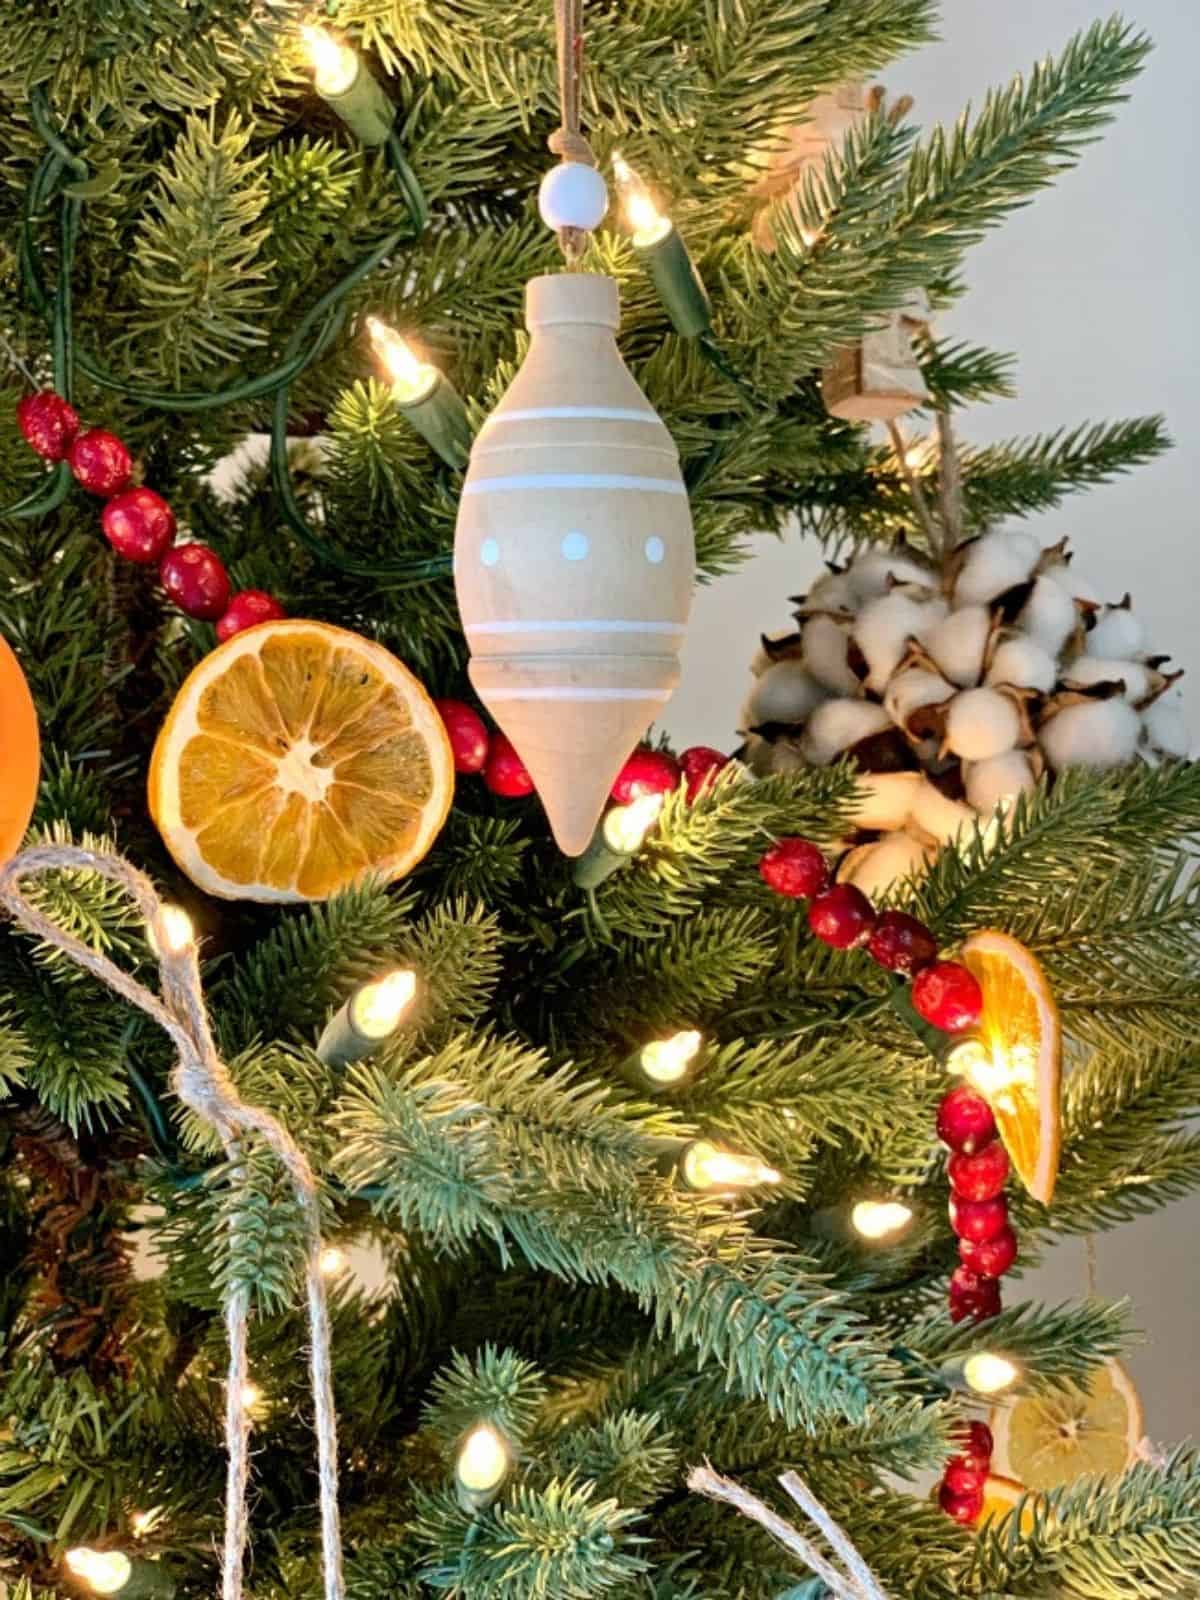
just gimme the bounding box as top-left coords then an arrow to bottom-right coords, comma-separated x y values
319,63 -> 396,147
639,225 -> 712,339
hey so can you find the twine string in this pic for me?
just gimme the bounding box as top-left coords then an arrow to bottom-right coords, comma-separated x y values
548,0 -> 596,261
0,844 -> 344,1600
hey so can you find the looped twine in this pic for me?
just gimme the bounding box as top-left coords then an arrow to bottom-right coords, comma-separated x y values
549,0 -> 595,261
0,844 -> 344,1600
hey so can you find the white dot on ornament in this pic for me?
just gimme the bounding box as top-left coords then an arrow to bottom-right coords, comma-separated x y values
480,539 -> 500,567
561,531 -> 590,561
644,536 -> 665,564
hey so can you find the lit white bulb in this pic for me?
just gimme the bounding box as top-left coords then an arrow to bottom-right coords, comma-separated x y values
239,1381 -> 263,1410
851,1199 -> 914,1241
456,1422 -> 510,1493
603,793 -> 663,854
682,1140 -> 781,1192
65,1550 -> 133,1595
302,24 -> 359,96
318,1245 -> 347,1277
640,1029 -> 701,1086
612,152 -> 672,247
367,316 -> 439,405
129,1508 -> 160,1537
963,1352 -> 1019,1395
153,904 -> 194,956
349,969 -> 417,1039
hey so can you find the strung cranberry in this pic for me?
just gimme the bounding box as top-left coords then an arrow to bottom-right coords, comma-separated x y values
943,1460 -> 987,1498
679,745 -> 729,802
951,1420 -> 994,1474
159,543 -> 231,621
807,883 -> 875,949
16,390 -> 79,460
215,590 -> 286,642
912,961 -> 984,1033
611,747 -> 681,803
68,428 -> 132,496
938,1480 -> 983,1525
434,698 -> 490,775
483,732 -> 534,798
948,1141 -> 1010,1202
949,1264 -> 1002,1324
101,487 -> 176,564
936,1086 -> 997,1155
759,837 -> 829,899
960,1226 -> 1018,1278
866,910 -> 938,974
950,1193 -> 1009,1244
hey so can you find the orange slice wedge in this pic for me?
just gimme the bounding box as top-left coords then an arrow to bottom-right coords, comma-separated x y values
957,929 -> 1062,1204
978,1473 -> 1040,1534
990,1359 -> 1143,1492
149,620 -> 453,902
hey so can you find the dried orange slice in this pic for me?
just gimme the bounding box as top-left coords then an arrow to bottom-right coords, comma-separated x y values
956,929 -> 1062,1204
148,620 -> 453,901
990,1359 -> 1143,1492
978,1473 -> 1040,1534
0,632 -> 40,865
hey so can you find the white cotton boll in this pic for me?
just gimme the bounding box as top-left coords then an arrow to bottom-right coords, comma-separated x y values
1017,576 -> 1078,655
802,699 -> 892,765
1142,696 -> 1191,758
744,660 -> 828,727
1086,605 -> 1145,659
802,613 -> 861,695
840,831 -> 931,900
1063,657 -> 1152,703
853,593 -> 948,694
1040,698 -> 1141,771
884,666 -> 953,731
908,778 -> 976,846
802,569 -> 859,614
924,605 -> 992,688
851,771 -> 922,832
985,637 -> 1058,694
847,548 -> 935,602
955,530 -> 1041,607
965,751 -> 1037,817
944,687 -> 1022,761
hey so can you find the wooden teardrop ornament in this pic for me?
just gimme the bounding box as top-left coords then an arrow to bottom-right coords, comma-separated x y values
0,632 -> 40,863
454,273 -> 695,855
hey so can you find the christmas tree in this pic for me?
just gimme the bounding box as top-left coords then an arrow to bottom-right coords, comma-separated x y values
2,3 -> 1199,1598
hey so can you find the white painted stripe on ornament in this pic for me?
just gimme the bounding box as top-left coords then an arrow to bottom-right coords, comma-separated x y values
462,473 -> 686,496
481,406 -> 660,425
467,619 -> 686,636
481,687 -> 675,702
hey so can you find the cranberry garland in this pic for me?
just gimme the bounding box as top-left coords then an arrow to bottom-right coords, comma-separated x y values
938,1420 -> 995,1526
16,390 -> 284,642
758,834 -> 1020,1323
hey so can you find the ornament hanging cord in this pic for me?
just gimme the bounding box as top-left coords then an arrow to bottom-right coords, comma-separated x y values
0,844 -> 345,1600
548,0 -> 596,263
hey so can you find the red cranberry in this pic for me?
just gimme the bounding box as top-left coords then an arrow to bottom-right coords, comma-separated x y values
960,1226 -> 1018,1278
936,1086 -> 997,1155
950,1194 -> 1009,1243
912,961 -> 984,1033
943,1460 -> 987,1498
807,883 -> 875,948
158,543 -> 231,620
16,390 -> 79,460
67,428 -> 133,496
483,732 -> 534,798
679,745 -> 729,802
951,1420 -> 994,1473
759,837 -> 829,899
100,487 -> 176,564
949,1265 -> 1002,1324
215,590 -> 285,642
938,1481 -> 983,1525
867,910 -> 938,974
611,747 -> 681,803
948,1141 -> 1010,1202
434,698 -> 490,775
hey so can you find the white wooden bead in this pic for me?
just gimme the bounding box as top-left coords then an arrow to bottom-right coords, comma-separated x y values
537,163 -> 609,232
454,273 -> 694,856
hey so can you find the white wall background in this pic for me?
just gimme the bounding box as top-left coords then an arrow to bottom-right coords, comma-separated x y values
664,0 -> 1200,1443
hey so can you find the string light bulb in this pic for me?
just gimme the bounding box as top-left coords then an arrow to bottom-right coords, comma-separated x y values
151,904 -> 194,956
318,1245 -> 347,1277
851,1199 -> 914,1241
129,1509 -> 161,1538
65,1550 -> 133,1596
573,793 -> 663,887
367,316 -> 439,405
947,1035 -> 1033,1111
350,970 -> 417,1039
610,154 -> 711,339
681,1140 -> 781,1192
239,1381 -> 263,1410
302,24 -> 359,97
963,1352 -> 1019,1396
455,1422 -> 511,1509
612,153 -> 672,248
640,1029 -> 702,1087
